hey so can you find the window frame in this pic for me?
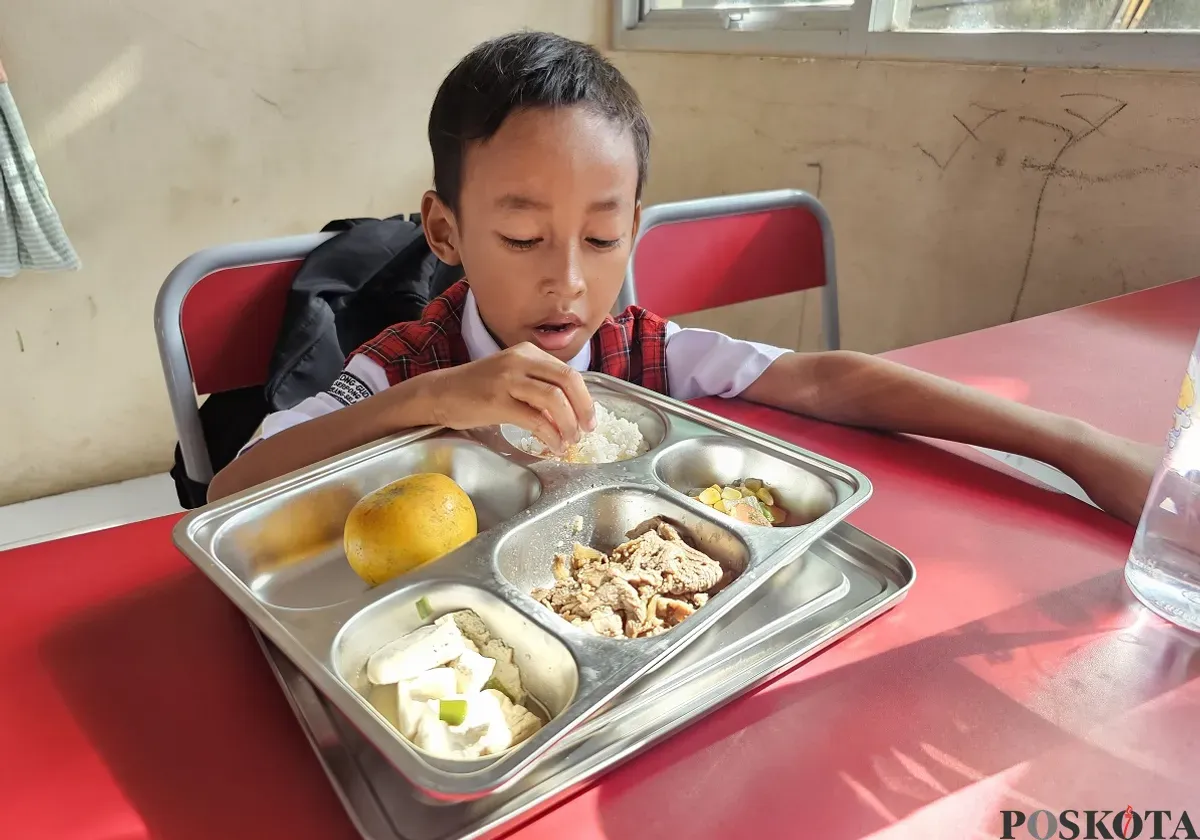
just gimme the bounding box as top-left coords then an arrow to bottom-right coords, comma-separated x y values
613,0 -> 1200,71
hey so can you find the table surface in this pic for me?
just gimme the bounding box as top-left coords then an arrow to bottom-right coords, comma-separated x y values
4,281 -> 1199,840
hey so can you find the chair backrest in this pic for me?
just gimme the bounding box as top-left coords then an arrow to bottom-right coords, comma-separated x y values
617,189 -> 839,349
158,193 -> 836,484
155,233 -> 334,483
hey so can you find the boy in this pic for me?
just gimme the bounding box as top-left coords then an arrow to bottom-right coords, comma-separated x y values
209,32 -> 1157,526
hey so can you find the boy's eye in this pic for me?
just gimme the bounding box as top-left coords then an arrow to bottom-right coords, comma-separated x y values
500,235 -> 540,251
587,237 -> 622,250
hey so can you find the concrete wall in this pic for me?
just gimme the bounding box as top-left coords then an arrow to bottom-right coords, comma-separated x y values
618,53 -> 1200,354
1,0 -> 1197,505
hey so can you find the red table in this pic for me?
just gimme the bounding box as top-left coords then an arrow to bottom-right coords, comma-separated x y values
4,282 -> 1199,840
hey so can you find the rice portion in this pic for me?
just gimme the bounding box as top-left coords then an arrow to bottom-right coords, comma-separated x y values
519,403 -> 647,464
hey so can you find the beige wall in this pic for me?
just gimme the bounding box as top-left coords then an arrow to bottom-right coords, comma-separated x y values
1,1 -> 1198,505
618,53 -> 1200,354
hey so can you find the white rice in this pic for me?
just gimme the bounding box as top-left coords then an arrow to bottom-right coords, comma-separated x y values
519,403 -> 647,464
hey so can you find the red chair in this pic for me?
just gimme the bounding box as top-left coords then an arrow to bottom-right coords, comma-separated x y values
154,232 -> 334,486
156,190 -> 838,487
618,189 -> 840,349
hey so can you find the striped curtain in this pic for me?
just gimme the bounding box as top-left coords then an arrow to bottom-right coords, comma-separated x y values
0,57 -> 79,277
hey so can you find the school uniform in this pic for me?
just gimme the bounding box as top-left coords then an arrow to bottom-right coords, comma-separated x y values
246,280 -> 789,448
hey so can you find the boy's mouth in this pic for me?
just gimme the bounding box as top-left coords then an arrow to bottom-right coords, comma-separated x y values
531,315 -> 583,353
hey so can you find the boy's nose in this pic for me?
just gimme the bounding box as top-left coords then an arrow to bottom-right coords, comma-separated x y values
542,243 -> 586,298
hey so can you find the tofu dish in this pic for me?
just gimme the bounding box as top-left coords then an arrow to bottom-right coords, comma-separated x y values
532,518 -> 732,639
365,609 -> 543,760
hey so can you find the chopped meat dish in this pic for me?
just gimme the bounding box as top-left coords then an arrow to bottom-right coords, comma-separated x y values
531,518 -> 733,639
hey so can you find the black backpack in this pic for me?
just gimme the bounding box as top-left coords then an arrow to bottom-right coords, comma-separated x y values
169,214 -> 463,508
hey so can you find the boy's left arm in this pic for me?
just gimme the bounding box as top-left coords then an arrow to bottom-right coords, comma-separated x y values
740,350 -> 1160,526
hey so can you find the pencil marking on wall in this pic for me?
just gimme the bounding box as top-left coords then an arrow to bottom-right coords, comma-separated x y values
252,90 -> 282,114
1018,116 -> 1074,139
1020,159 -> 1200,184
970,103 -> 1007,119
915,144 -> 945,169
1064,109 -> 1102,130
953,115 -> 979,142
130,7 -> 211,54
915,106 -> 1007,171
806,162 -> 824,197
1059,92 -> 1126,104
912,89 -> 1200,326
1011,95 -> 1128,321
15,331 -> 23,353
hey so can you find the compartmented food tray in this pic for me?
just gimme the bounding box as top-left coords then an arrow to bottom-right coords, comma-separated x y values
256,521 -> 915,840
171,374 -> 873,801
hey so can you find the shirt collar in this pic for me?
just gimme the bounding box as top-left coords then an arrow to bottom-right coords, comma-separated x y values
461,288 -> 592,372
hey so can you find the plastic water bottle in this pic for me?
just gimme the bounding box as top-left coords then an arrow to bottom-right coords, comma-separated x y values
1125,334 -> 1200,632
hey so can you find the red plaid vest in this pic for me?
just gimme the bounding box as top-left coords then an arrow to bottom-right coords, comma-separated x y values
349,280 -> 670,394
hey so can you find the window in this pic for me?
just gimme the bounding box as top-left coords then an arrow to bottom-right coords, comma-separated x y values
898,0 -> 1199,32
618,0 -> 1200,69
655,1 -> 850,7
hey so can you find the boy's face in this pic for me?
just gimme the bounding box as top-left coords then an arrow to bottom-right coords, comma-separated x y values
422,106 -> 641,363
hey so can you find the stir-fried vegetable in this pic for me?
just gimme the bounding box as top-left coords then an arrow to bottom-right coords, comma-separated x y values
690,479 -> 788,526
415,596 -> 433,620
438,698 -> 468,726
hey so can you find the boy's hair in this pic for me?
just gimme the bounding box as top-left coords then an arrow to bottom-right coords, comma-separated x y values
428,31 -> 651,213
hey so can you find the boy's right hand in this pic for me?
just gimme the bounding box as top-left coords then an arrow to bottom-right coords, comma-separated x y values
423,343 -> 596,454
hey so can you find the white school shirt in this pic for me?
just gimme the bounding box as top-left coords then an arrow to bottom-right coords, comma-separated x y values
249,290 -> 790,447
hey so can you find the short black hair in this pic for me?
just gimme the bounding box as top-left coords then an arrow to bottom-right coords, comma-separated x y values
428,31 -> 651,213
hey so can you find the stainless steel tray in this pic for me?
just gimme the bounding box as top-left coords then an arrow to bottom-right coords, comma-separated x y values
256,520 -> 915,840
171,374 -> 872,801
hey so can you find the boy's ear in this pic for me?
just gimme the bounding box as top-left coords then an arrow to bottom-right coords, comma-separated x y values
421,190 -> 462,266
631,200 -> 642,243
